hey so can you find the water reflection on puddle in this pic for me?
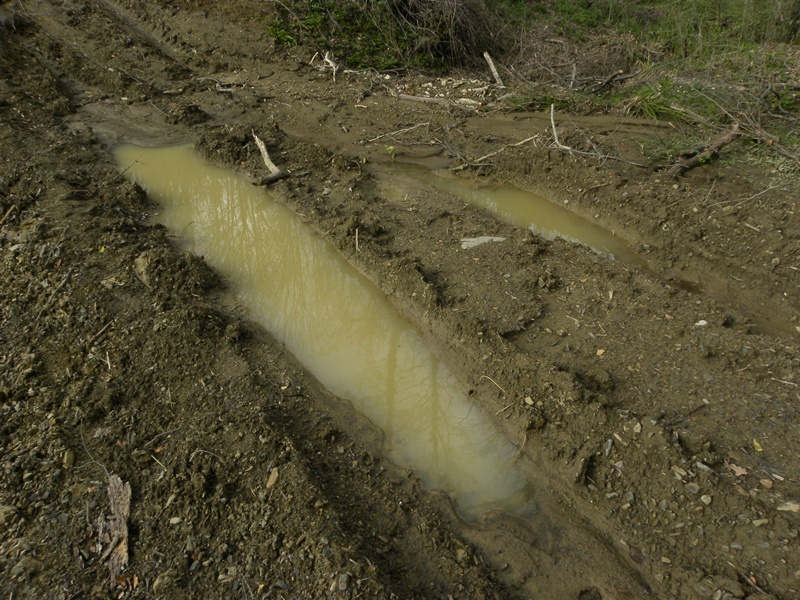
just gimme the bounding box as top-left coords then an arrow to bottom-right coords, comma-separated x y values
389,163 -> 648,269
114,144 -> 532,518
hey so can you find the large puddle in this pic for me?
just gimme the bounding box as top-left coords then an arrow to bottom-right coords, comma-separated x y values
114,144 -> 532,518
387,163 -> 648,268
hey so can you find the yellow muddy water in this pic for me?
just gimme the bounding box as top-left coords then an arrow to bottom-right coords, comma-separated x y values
393,163 -> 648,268
114,144 -> 532,517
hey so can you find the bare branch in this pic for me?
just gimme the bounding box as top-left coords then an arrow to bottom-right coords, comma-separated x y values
252,131 -> 288,185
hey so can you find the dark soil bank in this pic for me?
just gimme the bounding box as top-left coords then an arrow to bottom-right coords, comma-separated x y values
1,1 -> 799,598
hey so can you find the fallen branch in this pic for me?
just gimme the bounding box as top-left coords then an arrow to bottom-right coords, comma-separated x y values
591,69 -> 624,93
547,104 -> 647,167
741,120 -> 800,165
310,51 -> 339,81
667,123 -> 741,178
452,134 -> 538,172
252,131 -> 288,185
550,104 -> 572,152
483,52 -> 505,88
366,122 -> 430,143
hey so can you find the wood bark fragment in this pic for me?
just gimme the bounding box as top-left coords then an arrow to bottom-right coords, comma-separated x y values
667,123 -> 741,178
106,474 -> 131,585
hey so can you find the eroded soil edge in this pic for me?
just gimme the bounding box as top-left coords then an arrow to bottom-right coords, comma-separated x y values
1,1 -> 799,599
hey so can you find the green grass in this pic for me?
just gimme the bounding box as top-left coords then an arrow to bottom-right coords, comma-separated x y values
262,0 -> 800,167
266,0 -> 504,71
267,0 -> 416,70
602,0 -> 799,58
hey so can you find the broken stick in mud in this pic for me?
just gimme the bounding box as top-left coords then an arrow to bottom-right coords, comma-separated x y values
252,131 -> 288,184
483,52 -> 505,88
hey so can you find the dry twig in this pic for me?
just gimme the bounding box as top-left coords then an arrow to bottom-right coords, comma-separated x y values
452,134 -> 538,171
366,122 -> 430,143
252,131 -> 288,185
483,52 -> 505,88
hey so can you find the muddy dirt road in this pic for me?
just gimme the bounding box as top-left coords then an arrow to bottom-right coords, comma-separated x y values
1,1 -> 799,598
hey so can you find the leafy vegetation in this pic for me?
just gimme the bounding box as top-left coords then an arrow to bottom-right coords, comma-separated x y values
264,0 -> 800,169
266,0 -> 799,70
266,0 -> 504,71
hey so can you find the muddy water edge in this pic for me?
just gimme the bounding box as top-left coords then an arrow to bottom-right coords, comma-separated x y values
3,0 -> 800,598
114,143 -> 531,519
114,143 -> 653,596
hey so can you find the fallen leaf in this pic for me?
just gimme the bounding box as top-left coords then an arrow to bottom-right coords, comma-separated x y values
753,439 -> 764,452
759,478 -> 773,489
596,349 -> 605,357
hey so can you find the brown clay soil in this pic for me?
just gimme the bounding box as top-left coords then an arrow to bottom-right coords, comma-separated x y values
2,1 -> 800,599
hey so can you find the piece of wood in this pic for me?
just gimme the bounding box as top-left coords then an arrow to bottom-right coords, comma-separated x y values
667,123 -> 741,178
106,474 -> 131,584
252,131 -> 287,184
483,52 -> 505,88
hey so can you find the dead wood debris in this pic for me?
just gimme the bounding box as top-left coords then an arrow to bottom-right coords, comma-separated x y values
483,52 -> 505,88
104,474 -> 131,586
252,131 -> 288,185
667,123 -> 741,178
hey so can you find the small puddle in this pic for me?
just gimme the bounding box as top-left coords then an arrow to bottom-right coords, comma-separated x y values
388,163 -> 648,269
114,144 -> 533,519
385,164 -> 790,337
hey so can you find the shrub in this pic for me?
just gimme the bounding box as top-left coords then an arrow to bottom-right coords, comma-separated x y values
266,0 -> 505,71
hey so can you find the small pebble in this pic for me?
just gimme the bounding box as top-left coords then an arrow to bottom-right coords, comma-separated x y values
338,573 -> 349,591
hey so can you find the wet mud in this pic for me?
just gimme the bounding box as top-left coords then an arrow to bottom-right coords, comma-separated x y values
1,1 -> 799,599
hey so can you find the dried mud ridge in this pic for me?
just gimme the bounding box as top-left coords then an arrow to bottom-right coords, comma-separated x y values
1,1 -> 799,599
